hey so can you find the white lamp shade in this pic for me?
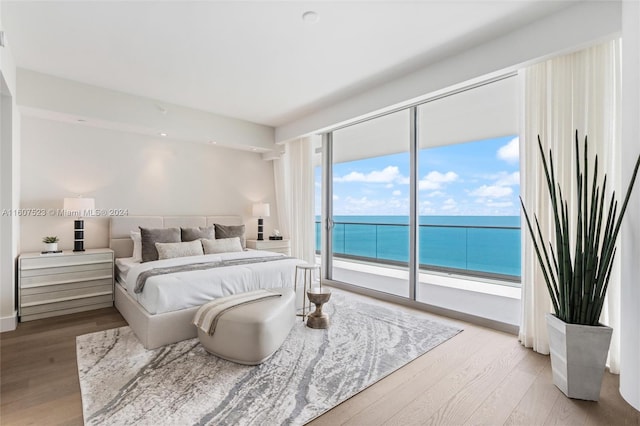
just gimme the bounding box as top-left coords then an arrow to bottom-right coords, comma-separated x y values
64,197 -> 95,215
252,203 -> 270,218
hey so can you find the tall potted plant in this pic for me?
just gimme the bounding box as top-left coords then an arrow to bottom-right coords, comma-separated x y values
520,131 -> 640,401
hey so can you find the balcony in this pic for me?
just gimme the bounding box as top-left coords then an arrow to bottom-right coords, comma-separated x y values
315,220 -> 521,284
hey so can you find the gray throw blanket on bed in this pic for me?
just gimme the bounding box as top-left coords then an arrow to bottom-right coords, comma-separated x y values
134,256 -> 293,293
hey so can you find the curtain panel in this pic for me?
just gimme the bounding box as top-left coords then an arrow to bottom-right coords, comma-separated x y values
273,136 -> 318,264
519,39 -> 621,372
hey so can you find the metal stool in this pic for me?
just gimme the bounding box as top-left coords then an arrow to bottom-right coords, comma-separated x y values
294,263 -> 321,320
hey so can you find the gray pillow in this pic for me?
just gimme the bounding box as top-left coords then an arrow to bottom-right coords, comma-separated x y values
181,226 -> 215,242
214,224 -> 246,249
139,227 -> 181,262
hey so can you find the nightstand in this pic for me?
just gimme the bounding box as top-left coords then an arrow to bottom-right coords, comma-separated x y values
18,248 -> 114,322
246,239 -> 291,256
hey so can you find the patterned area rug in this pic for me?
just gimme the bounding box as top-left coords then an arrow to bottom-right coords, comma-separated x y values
77,290 -> 462,425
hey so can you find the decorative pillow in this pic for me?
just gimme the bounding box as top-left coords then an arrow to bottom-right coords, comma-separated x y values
181,226 -> 215,242
130,231 -> 142,261
202,237 -> 244,254
155,240 -> 204,260
139,227 -> 181,262
214,224 -> 246,249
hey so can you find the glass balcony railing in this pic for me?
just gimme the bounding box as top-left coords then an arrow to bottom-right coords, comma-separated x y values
315,221 -> 521,283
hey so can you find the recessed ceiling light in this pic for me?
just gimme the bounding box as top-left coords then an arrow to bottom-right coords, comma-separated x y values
251,148 -> 258,151
159,132 -> 167,137
77,118 -> 86,123
302,11 -> 319,24
209,141 -> 217,145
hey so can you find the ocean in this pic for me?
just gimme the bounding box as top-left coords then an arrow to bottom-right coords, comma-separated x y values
315,215 -> 521,277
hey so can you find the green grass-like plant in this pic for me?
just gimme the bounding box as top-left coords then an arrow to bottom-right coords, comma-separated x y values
520,131 -> 640,325
42,236 -> 59,244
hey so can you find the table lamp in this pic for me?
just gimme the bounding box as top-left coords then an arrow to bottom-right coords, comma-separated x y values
252,203 -> 270,241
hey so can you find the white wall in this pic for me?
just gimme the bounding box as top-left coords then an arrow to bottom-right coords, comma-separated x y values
0,1 -> 21,332
20,116 -> 278,252
620,0 -> 640,411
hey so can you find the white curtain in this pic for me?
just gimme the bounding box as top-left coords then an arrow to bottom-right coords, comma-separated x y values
272,136 -> 317,264
519,39 -> 621,372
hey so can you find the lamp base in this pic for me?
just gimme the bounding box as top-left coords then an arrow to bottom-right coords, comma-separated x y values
257,218 -> 264,241
73,219 -> 85,252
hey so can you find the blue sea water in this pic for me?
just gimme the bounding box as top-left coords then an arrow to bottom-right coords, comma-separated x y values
315,216 -> 521,277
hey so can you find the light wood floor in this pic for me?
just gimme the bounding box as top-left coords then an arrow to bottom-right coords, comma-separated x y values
1,305 -> 638,426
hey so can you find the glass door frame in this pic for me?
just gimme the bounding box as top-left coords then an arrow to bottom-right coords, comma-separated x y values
320,107 -> 420,300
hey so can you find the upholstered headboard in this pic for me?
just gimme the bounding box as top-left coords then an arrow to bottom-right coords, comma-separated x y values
109,215 -> 243,258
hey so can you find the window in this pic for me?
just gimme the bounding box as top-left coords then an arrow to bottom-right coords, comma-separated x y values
317,75 -> 520,307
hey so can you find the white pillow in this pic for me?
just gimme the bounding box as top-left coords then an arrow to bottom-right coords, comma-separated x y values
202,237 -> 243,254
130,231 -> 142,261
155,240 -> 204,260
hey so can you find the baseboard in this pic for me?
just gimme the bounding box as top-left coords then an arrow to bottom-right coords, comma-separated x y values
0,311 -> 17,332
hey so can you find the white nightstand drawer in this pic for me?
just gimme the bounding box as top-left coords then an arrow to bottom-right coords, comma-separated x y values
20,262 -> 113,278
21,282 -> 114,305
21,267 -> 113,287
20,294 -> 113,317
20,252 -> 113,270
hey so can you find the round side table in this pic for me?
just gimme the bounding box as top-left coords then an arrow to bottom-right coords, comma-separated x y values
306,287 -> 331,329
295,263 -> 321,320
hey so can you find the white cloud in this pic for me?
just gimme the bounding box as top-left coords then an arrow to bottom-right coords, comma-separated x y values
338,195 -> 409,215
419,201 -> 434,214
334,166 -> 404,184
418,171 -> 459,191
494,171 -> 520,186
497,137 -> 519,164
471,185 -> 513,198
333,195 -> 339,201
427,190 -> 446,197
392,190 -> 402,196
486,201 -> 513,208
442,198 -> 458,211
385,183 -> 394,188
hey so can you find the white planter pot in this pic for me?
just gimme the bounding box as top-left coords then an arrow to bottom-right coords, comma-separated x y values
43,242 -> 58,252
546,313 -> 613,401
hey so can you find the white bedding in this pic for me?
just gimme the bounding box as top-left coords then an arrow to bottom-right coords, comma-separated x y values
115,257 -> 140,284
125,250 -> 303,315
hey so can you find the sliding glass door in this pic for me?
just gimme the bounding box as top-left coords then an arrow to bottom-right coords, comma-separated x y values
320,75 -> 520,304
330,109 -> 411,297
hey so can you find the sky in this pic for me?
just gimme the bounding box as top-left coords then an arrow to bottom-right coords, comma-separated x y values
315,135 -> 520,216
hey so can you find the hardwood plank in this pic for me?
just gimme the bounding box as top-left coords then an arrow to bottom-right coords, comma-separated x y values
463,349 -> 548,426
392,337 -> 529,425
583,371 -> 640,426
352,329 -> 516,425
0,307 -> 126,425
543,393 -> 591,426
504,362 -> 563,425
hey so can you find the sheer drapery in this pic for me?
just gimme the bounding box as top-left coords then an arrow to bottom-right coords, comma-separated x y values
519,39 -> 621,372
273,136 -> 317,264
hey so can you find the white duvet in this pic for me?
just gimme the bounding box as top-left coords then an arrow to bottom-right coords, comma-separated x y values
125,250 -> 304,315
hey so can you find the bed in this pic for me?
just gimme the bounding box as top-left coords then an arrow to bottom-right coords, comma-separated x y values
110,215 -> 303,349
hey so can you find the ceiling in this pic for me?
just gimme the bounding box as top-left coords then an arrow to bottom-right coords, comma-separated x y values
2,1 -> 574,128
